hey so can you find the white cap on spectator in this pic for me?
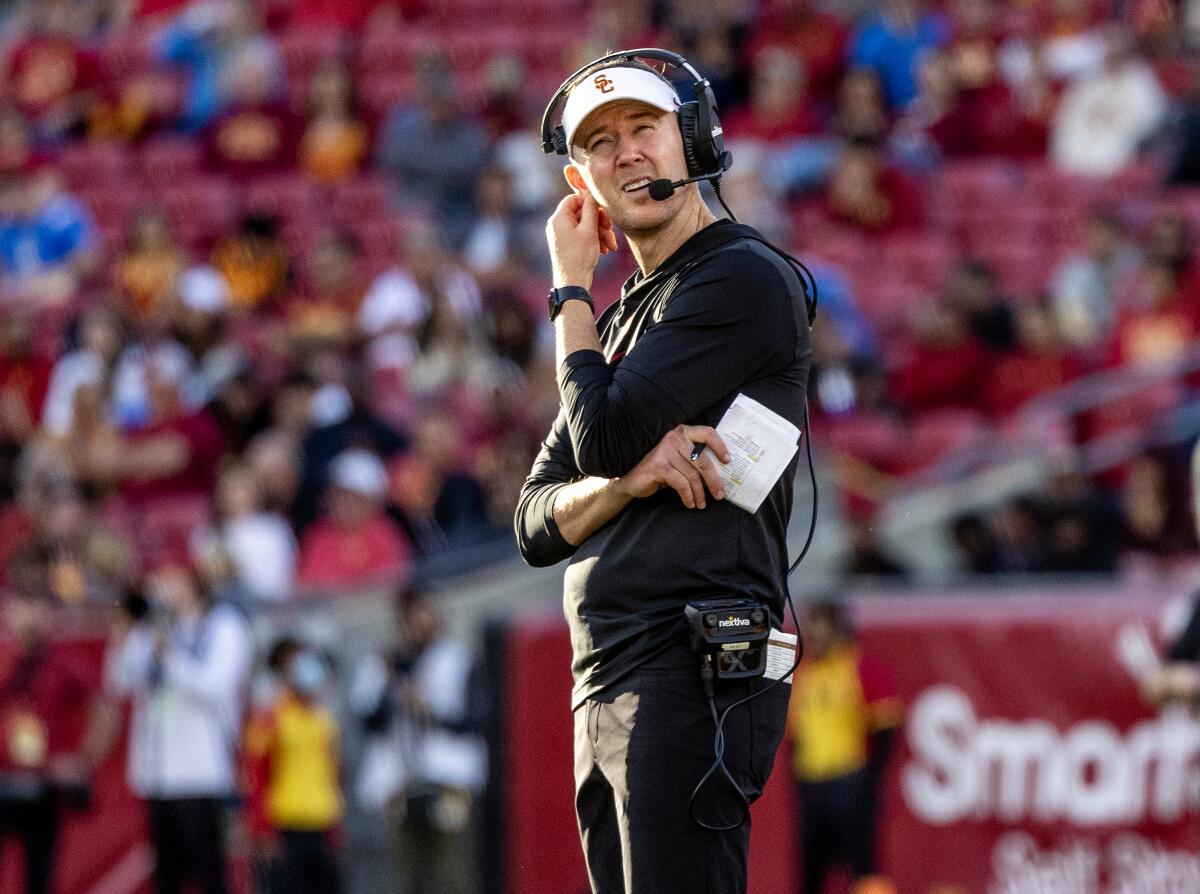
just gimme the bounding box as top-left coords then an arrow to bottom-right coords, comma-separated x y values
562,65 -> 681,152
329,448 -> 388,500
179,266 -> 230,314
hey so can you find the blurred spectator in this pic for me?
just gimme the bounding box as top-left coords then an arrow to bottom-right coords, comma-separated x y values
723,47 -> 821,144
243,637 -> 343,894
1110,212 -> 1200,366
118,354 -> 225,505
358,227 -> 482,375
208,368 -> 270,456
1120,453 -> 1197,558
831,67 -> 890,143
0,309 -> 51,450
994,496 -> 1047,573
204,50 -> 296,178
386,411 -> 495,557
894,49 -> 974,161
104,561 -> 254,894
1051,209 -> 1140,349
1050,27 -> 1167,176
951,511 -> 1001,574
299,60 -> 368,184
845,516 -> 908,580
0,106 -> 35,177
296,448 -> 410,591
349,587 -> 487,894
748,0 -> 850,100
288,230 -> 367,346
461,167 -> 541,297
981,299 -> 1077,417
211,212 -> 290,311
1168,71 -> 1200,185
849,0 -> 950,109
789,600 -> 901,894
376,73 -> 488,242
823,137 -> 923,234
170,265 -> 244,409
0,169 -> 97,306
0,560 -> 119,894
157,0 -> 283,132
41,305 -> 125,439
943,259 -> 1015,350
246,428 -> 303,518
478,55 -> 527,141
118,209 -> 187,317
2,1 -> 100,144
1040,450 -> 1120,574
892,300 -> 985,412
198,464 -> 296,604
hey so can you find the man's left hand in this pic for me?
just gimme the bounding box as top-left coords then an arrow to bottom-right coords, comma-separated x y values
547,191 -> 617,290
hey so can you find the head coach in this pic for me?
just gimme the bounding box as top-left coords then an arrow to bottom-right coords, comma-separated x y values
514,49 -> 814,893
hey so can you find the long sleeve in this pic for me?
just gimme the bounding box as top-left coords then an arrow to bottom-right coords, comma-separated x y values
557,250 -> 803,478
514,408 -> 582,567
241,707 -> 277,839
104,627 -> 156,697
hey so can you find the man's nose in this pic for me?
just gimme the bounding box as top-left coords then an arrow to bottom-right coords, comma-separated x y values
614,135 -> 645,166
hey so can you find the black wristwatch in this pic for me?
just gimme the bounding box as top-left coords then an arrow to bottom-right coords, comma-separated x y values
548,286 -> 594,321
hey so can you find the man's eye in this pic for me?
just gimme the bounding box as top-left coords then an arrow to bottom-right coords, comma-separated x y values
635,124 -> 652,133
589,137 -> 613,151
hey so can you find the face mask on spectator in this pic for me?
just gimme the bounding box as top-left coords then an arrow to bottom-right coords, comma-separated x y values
289,650 -> 328,695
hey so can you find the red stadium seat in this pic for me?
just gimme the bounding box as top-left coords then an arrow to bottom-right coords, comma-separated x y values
134,495 -> 212,568
898,409 -> 991,475
98,30 -> 154,80
243,174 -> 320,224
822,411 -> 909,473
138,136 -> 203,189
331,175 -> 394,225
56,142 -> 134,190
278,25 -> 348,80
358,69 -> 418,117
881,234 -> 956,293
160,176 -> 239,250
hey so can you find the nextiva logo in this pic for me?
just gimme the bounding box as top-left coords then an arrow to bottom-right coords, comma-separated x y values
718,616 -> 751,628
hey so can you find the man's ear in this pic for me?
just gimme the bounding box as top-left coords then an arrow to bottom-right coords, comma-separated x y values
563,163 -> 589,196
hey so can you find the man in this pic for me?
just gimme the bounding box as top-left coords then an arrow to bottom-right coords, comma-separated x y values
348,587 -> 486,894
0,547 -> 119,894
515,53 -> 812,893
788,601 -> 902,894
104,561 -> 254,894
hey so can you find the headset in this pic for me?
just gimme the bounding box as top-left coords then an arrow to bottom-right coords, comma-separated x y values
540,48 -> 730,182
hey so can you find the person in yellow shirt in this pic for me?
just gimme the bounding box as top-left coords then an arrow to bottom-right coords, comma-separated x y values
788,601 -> 903,894
243,637 -> 342,894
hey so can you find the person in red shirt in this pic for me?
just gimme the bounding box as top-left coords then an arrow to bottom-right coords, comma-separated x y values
723,46 -> 822,144
0,310 -> 51,439
892,298 -> 986,412
983,299 -> 1079,418
823,137 -> 924,235
747,0 -> 851,100
0,548 -> 119,894
297,448 -> 410,592
1110,212 -> 1200,368
2,3 -> 100,143
204,54 -> 295,179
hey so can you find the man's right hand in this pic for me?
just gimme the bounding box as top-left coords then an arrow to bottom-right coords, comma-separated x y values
615,425 -> 731,510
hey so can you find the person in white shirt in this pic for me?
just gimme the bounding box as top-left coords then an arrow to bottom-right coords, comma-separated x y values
1051,27 -> 1167,176
104,562 -> 254,894
349,587 -> 486,894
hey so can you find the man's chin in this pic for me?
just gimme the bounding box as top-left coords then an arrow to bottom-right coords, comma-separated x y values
610,202 -> 677,239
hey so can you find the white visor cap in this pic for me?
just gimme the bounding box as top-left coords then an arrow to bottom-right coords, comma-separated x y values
562,66 -> 681,152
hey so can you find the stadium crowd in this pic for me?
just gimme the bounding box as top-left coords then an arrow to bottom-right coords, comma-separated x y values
0,0 -> 1196,889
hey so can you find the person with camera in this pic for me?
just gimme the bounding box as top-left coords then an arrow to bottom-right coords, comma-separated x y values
348,587 -> 487,894
104,561 -> 254,894
516,50 -> 812,893
0,546 -> 119,894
